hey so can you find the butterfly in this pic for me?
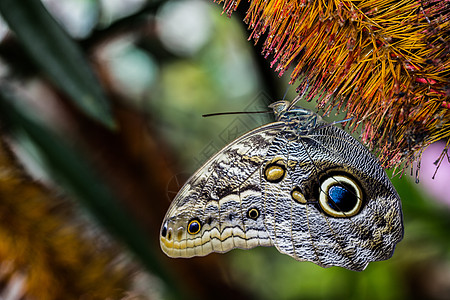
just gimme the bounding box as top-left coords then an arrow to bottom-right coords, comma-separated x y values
160,96 -> 403,271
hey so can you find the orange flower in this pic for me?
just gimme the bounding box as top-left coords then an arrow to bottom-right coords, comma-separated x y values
216,0 -> 450,171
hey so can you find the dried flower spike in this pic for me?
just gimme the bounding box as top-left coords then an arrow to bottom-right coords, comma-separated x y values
0,140 -> 133,299
216,0 -> 450,170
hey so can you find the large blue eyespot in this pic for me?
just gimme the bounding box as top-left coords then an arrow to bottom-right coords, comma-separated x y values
327,185 -> 358,212
319,175 -> 363,217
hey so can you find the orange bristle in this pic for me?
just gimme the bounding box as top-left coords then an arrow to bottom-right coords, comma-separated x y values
215,0 -> 450,171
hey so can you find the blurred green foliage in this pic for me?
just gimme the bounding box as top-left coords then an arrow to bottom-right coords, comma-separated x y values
0,0 -> 114,127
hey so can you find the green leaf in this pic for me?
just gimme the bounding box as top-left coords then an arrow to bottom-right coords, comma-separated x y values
0,0 -> 115,128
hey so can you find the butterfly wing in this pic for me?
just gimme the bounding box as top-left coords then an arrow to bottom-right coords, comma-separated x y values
160,108 -> 403,271
160,121 -> 284,258
261,118 -> 403,271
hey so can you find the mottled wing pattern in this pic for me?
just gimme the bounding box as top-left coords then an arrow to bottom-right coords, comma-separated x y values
262,118 -> 403,271
160,101 -> 403,271
161,122 -> 283,257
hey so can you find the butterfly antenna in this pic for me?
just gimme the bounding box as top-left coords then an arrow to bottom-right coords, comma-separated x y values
282,85 -> 291,100
315,117 -> 353,130
202,110 -> 272,117
329,117 -> 353,125
288,82 -> 309,110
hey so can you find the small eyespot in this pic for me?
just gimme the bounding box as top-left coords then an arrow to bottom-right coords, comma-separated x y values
161,221 -> 168,237
187,219 -> 201,235
319,175 -> 363,218
264,159 -> 286,183
247,208 -> 260,220
291,187 -> 307,204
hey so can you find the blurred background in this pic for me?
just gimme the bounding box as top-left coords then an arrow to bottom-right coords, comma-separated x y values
0,0 -> 449,299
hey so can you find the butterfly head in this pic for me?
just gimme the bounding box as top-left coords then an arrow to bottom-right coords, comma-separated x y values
269,100 -> 290,120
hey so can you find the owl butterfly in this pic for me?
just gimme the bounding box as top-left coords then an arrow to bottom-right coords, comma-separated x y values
160,96 -> 403,271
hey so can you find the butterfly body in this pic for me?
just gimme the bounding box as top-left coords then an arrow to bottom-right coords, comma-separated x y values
160,100 -> 403,271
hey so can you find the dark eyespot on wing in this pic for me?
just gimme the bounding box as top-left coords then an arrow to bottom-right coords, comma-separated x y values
187,218 -> 202,235
161,222 -> 168,237
247,208 -> 260,220
328,184 -> 357,212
